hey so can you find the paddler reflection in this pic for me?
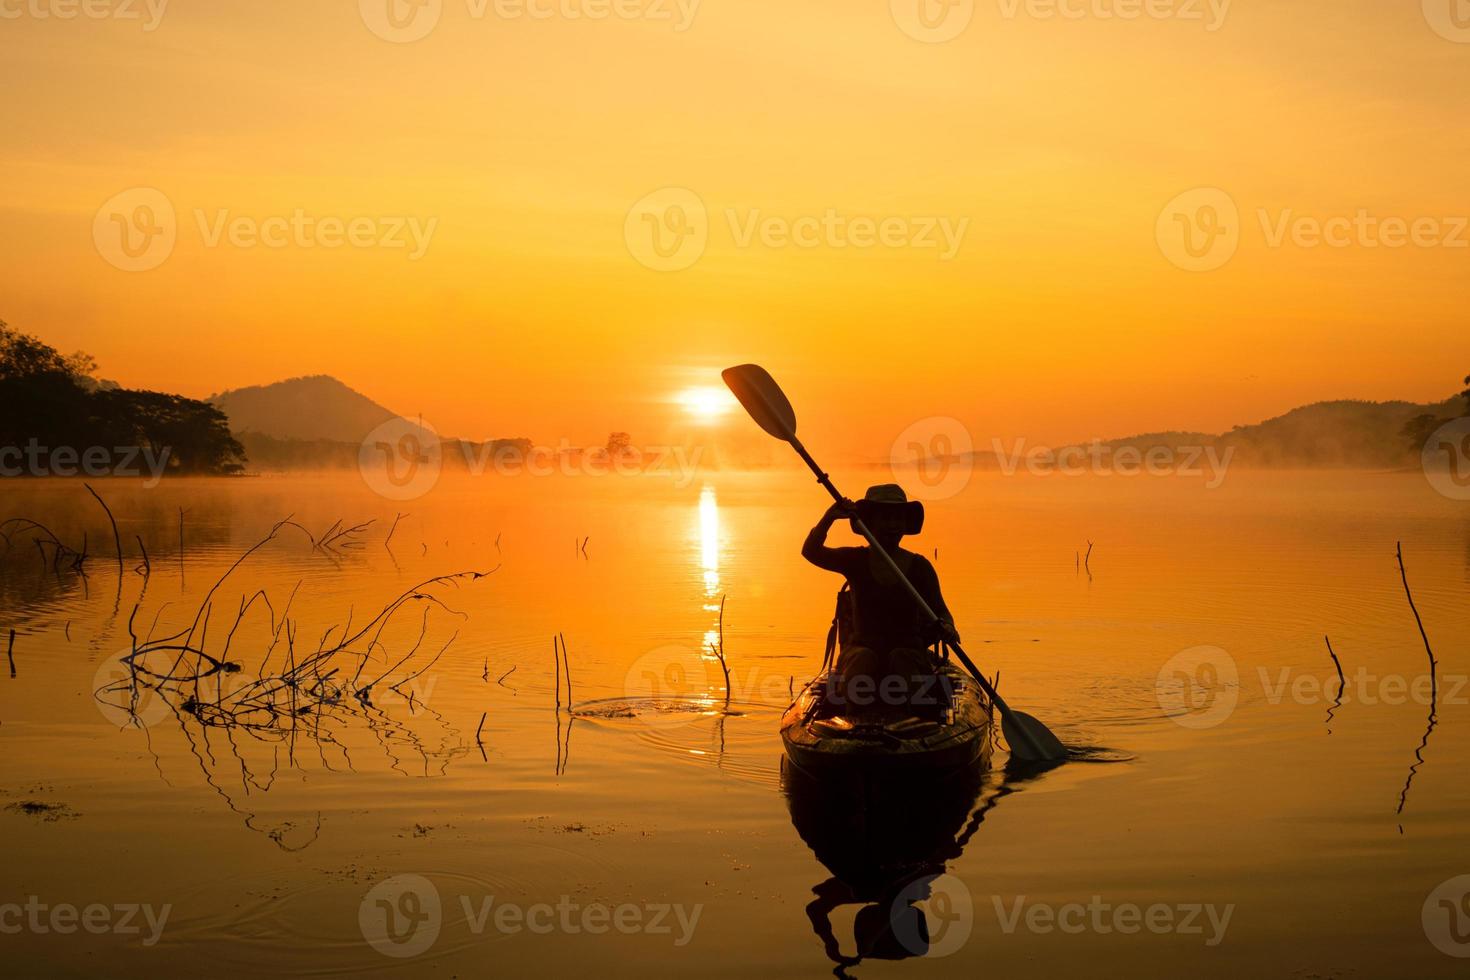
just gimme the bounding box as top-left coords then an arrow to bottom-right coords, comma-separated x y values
782,760 -> 1043,975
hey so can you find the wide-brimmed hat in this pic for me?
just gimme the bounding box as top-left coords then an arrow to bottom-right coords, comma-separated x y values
853,484 -> 925,535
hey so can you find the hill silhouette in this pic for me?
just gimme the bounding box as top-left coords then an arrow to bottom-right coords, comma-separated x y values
210,375 -> 399,443
912,392 -> 1464,470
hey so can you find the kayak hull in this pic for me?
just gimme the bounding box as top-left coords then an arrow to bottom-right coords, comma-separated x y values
780,664 -> 994,777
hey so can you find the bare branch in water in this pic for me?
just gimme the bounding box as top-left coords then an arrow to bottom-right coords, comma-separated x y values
84,483 -> 124,577
1394,542 -> 1438,819
710,594 -> 732,706
386,512 -> 408,551
1323,635 -> 1345,732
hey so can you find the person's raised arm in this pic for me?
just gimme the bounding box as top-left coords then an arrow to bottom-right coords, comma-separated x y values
801,500 -> 854,572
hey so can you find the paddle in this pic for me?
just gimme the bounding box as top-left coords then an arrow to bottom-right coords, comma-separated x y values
722,363 -> 1067,763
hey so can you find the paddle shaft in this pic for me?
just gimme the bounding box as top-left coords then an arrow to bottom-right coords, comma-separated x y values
789,437 -> 1045,755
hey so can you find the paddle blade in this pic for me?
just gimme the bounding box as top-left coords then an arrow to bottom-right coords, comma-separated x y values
723,364 -> 798,442
1001,709 -> 1067,763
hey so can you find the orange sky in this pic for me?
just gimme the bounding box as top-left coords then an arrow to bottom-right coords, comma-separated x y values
2,0 -> 1467,454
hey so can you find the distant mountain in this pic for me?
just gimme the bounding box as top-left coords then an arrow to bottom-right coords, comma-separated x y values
1208,397 -> 1460,467
1094,395 -> 1462,467
210,375 -> 399,443
904,392 -> 1464,470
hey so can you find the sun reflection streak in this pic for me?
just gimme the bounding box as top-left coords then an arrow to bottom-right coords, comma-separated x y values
699,484 -> 720,599
697,484 -> 723,653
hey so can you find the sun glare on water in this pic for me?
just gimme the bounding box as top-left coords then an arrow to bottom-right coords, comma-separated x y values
678,386 -> 735,422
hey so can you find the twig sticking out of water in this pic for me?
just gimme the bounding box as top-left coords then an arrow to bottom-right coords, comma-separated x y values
709,595 -> 732,706
497,666 -> 517,687
7,629 -> 15,678
96,520 -> 491,742
482,657 -> 489,682
558,633 -> 573,707
1323,636 -> 1345,691
1084,540 -> 1095,572
1396,542 -> 1438,680
385,513 -> 408,552
552,636 -> 561,710
1395,542 -> 1438,818
0,518 -> 79,572
476,712 -> 486,743
135,536 -> 151,578
85,483 -> 124,577
1323,635 -> 1345,731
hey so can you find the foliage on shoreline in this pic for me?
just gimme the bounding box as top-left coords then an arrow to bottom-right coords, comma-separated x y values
0,320 -> 245,476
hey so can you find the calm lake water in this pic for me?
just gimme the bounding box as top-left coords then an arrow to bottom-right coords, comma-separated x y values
2,468 -> 1468,977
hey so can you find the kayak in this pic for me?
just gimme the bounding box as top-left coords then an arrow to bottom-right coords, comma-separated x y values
780,662 -> 995,776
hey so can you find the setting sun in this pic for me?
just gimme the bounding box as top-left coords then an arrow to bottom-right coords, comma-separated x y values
678,386 -> 736,422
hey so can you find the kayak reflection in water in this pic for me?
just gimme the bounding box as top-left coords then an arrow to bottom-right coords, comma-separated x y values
783,759 -> 999,976
800,484 -> 959,713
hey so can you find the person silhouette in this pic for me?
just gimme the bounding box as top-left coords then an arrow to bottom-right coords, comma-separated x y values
800,484 -> 958,712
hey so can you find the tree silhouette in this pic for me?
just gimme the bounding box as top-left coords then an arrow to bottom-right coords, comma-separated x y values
0,319 -> 245,476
